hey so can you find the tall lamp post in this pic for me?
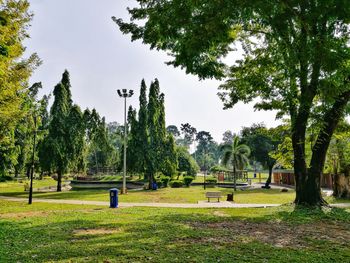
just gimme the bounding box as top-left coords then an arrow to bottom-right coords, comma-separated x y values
28,114 -> 37,205
117,89 -> 134,194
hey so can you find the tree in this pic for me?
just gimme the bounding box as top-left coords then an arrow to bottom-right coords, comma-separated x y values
180,123 -> 197,149
221,136 -> 250,191
14,83 -> 48,178
177,146 -> 199,176
136,79 -> 149,178
161,134 -> 178,177
47,79 -> 70,191
195,131 -> 218,171
222,131 -> 235,145
126,106 -> 139,175
166,125 -> 180,138
240,123 -> 280,189
66,105 -> 86,173
146,79 -> 164,186
115,1 -> 350,206
0,0 -> 40,177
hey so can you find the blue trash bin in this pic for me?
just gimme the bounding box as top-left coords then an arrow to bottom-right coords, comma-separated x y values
109,188 -> 118,208
152,182 -> 158,190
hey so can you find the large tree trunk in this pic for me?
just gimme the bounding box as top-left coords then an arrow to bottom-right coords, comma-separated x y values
294,90 -> 350,206
57,170 -> 62,192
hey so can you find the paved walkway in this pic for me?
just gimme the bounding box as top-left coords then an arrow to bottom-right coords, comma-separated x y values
1,196 -> 349,208
0,196 -> 280,208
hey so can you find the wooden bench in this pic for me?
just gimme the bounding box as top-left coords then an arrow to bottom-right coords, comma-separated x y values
205,192 -> 223,202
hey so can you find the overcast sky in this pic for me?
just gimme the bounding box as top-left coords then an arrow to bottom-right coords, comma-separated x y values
25,0 -> 279,142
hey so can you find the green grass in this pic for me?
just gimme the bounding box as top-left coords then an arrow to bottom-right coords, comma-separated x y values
1,181 -> 296,204
1,178 -> 347,205
1,200 -> 350,262
0,177 -> 59,193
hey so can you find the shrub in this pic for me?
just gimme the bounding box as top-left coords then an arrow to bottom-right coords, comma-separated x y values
169,180 -> 183,188
156,178 -> 162,188
205,177 -> 217,184
0,175 -> 12,182
160,176 -> 170,187
183,176 -> 194,187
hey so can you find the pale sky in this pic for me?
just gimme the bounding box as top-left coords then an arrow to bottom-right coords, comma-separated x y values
25,0 -> 279,142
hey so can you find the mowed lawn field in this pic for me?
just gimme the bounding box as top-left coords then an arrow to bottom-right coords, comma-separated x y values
1,177 -> 347,205
0,178 -> 296,204
1,200 -> 350,262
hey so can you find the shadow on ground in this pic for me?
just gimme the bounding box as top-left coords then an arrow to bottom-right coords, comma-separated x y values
1,204 -> 350,262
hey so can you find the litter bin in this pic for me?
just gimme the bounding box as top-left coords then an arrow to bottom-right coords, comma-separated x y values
109,188 -> 118,208
152,182 -> 158,190
227,193 -> 234,202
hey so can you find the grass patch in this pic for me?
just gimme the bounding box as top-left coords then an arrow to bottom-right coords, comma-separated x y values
0,200 -> 350,262
1,185 -> 296,204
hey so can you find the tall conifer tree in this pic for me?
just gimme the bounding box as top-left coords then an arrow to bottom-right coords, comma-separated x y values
48,80 -> 70,191
137,79 -> 149,178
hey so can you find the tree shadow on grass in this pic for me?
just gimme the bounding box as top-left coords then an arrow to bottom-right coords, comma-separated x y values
0,205 -> 350,262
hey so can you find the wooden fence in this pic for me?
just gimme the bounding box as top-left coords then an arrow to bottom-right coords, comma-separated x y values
273,171 -> 333,188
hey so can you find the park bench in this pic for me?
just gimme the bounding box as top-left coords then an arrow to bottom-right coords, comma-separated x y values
205,192 -> 223,202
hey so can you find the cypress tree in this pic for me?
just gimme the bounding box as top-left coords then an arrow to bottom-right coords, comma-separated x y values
137,79 -> 149,178
66,105 -> 86,173
147,80 -> 161,186
49,81 -> 70,191
126,106 -> 139,175
45,70 -> 80,191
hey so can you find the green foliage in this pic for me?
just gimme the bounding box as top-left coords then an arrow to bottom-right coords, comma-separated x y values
116,0 -> 350,205
43,70 -> 86,190
160,175 -> 170,187
205,177 -> 217,184
169,180 -> 183,188
183,176 -> 194,187
221,136 -> 250,190
0,0 -> 40,177
126,79 -> 178,186
180,123 -> 197,148
177,146 -> 199,176
166,125 -> 180,138
210,165 -> 229,173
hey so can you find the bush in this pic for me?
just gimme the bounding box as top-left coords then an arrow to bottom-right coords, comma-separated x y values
205,177 -> 217,184
156,178 -> 163,188
0,175 -> 12,182
160,176 -> 170,187
183,176 -> 194,187
169,180 -> 183,188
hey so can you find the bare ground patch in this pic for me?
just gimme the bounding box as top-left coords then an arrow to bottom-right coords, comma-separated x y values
73,228 -> 121,236
0,211 -> 50,219
185,220 -> 350,248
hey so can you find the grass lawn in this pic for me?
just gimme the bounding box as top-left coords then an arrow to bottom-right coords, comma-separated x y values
1,178 -> 296,204
1,200 -> 350,262
0,178 -> 346,205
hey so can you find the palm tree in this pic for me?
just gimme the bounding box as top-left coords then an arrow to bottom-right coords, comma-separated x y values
221,136 -> 250,191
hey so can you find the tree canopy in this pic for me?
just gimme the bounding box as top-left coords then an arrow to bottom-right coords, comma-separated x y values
115,1 -> 350,206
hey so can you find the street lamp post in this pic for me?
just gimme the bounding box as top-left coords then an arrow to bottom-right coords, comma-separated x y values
28,114 -> 37,205
117,89 -> 134,194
